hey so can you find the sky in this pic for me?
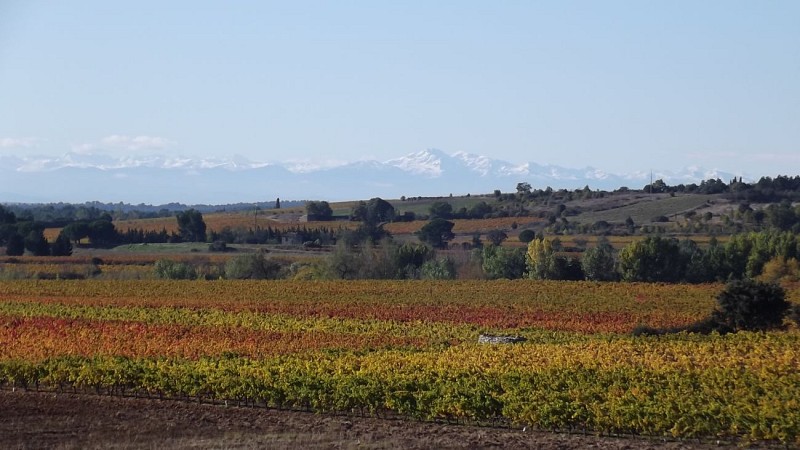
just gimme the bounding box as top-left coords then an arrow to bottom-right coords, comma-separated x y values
1,1 -> 799,176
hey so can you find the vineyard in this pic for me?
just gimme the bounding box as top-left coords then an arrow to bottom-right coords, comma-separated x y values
1,280 -> 798,445
113,213 -> 357,236
111,214 -> 540,237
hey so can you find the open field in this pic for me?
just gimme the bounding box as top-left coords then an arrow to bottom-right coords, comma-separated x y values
390,195 -> 500,215
1,280 -> 798,445
572,194 -> 718,225
0,389 -> 726,450
385,217 -> 543,235
113,213 -> 355,235
111,214 -> 541,237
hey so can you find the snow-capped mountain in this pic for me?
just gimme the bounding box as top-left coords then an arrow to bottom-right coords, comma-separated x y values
0,149 -> 742,204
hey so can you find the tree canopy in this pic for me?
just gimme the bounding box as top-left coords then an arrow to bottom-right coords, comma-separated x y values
416,218 -> 455,249
306,201 -> 333,221
176,209 -> 207,242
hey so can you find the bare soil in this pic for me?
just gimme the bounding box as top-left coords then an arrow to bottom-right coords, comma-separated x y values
0,389 -> 739,450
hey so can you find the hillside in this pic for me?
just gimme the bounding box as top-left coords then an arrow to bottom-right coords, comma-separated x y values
98,191 -> 742,246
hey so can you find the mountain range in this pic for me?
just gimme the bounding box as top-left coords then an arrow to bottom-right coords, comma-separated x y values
1,149 -> 739,204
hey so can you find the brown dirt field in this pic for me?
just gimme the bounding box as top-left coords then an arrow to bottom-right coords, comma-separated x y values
0,390 -> 737,450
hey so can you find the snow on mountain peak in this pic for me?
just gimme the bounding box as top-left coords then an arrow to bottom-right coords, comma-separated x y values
385,149 -> 444,177
0,147 -> 753,204
452,151 -> 493,176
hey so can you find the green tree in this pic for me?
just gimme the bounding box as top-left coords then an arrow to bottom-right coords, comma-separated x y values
87,220 -> 118,247
518,229 -> 536,243
701,237 -> 729,281
154,259 -> 197,280
353,240 -> 403,279
24,230 -> 50,256
553,256 -> 585,280
326,241 -> 364,279
0,224 -> 17,247
617,236 -> 686,282
225,252 -> 283,279
428,202 -> 453,220
712,279 -> 789,331
486,230 -> 508,246
724,234 -> 754,279
5,233 -> 24,256
526,238 -> 557,280
350,201 -> 368,222
0,205 -> 16,224
745,231 -> 798,278
61,222 -> 91,245
393,243 -> 434,278
678,239 -> 710,283
765,202 -> 797,231
581,238 -> 617,281
346,198 -> 396,244
0,204 -> 17,246
50,232 -> 73,256
306,201 -> 333,221
416,218 -> 455,249
420,257 -> 457,280
467,201 -> 492,219
482,245 -> 526,279
365,197 -> 395,225
176,209 -> 207,242
354,222 -> 392,244
625,216 -> 635,233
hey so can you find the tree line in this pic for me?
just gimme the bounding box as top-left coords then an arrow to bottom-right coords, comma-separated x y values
1,206 -> 341,257
520,231 -> 800,283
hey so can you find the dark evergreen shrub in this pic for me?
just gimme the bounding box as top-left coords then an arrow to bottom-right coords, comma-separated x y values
712,279 -> 789,331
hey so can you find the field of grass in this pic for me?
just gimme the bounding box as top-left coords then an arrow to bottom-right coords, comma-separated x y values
385,217 -> 542,235
572,194 -> 716,225
390,195 -> 500,216
111,214 -> 356,235
1,279 -> 798,444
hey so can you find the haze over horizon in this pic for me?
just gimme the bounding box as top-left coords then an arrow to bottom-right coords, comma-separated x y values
0,148 -> 757,205
2,1 -> 799,202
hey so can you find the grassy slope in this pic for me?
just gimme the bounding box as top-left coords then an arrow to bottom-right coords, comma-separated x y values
44,192 -> 730,244
572,194 -> 717,224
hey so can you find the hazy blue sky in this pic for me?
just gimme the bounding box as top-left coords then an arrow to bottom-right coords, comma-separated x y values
1,1 -> 798,175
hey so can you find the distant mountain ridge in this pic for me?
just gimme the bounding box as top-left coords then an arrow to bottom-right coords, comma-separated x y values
0,149 -> 741,204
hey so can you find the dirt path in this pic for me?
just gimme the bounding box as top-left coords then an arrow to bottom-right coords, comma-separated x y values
0,389 -> 734,449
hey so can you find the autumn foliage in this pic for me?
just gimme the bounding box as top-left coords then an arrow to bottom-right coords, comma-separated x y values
0,279 -> 798,444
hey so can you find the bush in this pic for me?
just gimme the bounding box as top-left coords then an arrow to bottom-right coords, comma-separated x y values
486,230 -> 508,246
224,252 -> 283,279
712,279 -> 789,332
420,258 -> 457,280
518,229 -> 536,243
154,259 -> 197,280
